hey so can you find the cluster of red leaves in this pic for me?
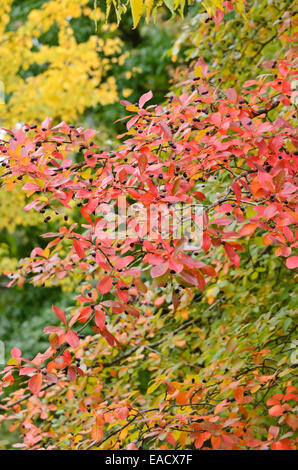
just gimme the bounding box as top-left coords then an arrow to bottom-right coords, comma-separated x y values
0,36 -> 297,449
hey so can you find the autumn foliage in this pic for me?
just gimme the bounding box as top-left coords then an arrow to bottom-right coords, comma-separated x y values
0,2 -> 297,451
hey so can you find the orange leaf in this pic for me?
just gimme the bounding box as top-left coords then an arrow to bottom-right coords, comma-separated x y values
269,404 -> 284,417
28,373 -> 42,395
267,393 -> 283,406
176,391 -> 190,405
271,439 -> 294,450
91,423 -> 103,441
285,414 -> 298,431
97,276 -> 113,294
240,223 -> 257,236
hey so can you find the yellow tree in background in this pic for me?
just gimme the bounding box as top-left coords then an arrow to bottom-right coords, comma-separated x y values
0,0 -> 126,128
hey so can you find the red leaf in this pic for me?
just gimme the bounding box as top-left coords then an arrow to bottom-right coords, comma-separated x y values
78,306 -> 92,323
126,443 -> 137,450
225,88 -> 238,102
267,393 -> 283,406
240,224 -> 257,236
286,256 -> 298,269
19,367 -> 37,376
166,432 -> 176,446
114,256 -> 134,270
11,347 -> 21,358
124,304 -> 140,318
73,239 -> 85,259
196,271 -> 206,290
168,257 -> 183,273
268,425 -> 279,440
151,261 -> 169,278
159,121 -> 172,139
202,232 -> 211,252
95,309 -> 106,330
44,326 -> 64,334
139,90 -> 152,108
271,439 -> 293,450
118,406 -> 129,420
224,244 -> 240,267
138,153 -> 148,174
80,207 -> 93,224
232,181 -> 241,203
97,276 -> 113,294
195,432 -> 209,449
22,182 -> 40,192
28,373 -> 42,395
127,115 -> 139,130
269,404 -> 284,417
67,366 -> 77,382
52,305 -> 67,326
65,330 -> 80,349
84,129 -> 97,141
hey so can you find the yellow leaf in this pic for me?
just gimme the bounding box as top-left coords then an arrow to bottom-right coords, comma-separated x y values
194,65 -> 202,78
126,104 -> 139,112
178,431 -> 187,447
145,0 -> 154,23
7,358 -> 18,366
119,427 -> 128,440
130,0 -> 144,28
147,380 -> 162,394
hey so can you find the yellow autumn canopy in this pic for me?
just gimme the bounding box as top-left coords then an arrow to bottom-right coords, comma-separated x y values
0,0 -> 126,128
